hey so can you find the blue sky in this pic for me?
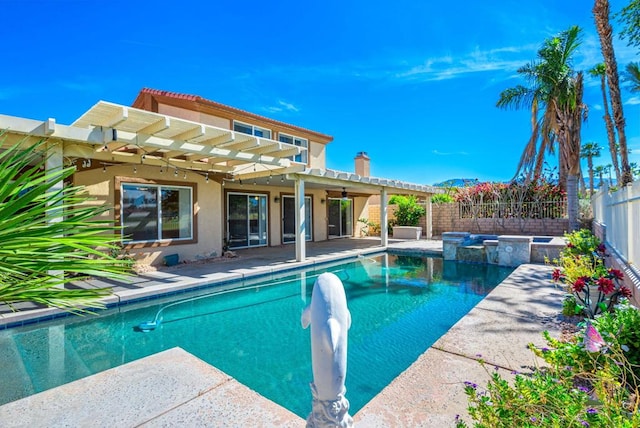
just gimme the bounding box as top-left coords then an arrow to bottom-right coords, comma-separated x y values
1,0 -> 638,185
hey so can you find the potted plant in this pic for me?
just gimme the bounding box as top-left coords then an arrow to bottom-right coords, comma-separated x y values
389,195 -> 426,239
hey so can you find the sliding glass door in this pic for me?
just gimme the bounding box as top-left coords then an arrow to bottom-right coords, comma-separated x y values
327,198 -> 353,238
282,195 -> 312,243
227,193 -> 268,249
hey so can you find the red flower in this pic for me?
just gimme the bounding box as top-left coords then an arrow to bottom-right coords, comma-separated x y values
619,287 -> 633,298
596,277 -> 615,295
608,268 -> 624,281
567,242 -> 575,249
552,268 -> 564,282
573,277 -> 588,293
597,244 -> 607,254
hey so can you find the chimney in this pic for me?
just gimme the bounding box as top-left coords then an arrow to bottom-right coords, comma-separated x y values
355,151 -> 370,177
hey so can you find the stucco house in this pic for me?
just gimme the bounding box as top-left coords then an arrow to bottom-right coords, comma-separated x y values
0,88 -> 439,265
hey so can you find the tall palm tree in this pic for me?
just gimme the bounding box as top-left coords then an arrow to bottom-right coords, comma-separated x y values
624,62 -> 640,92
594,0 -> 632,185
581,142 -> 602,195
594,165 -> 606,188
604,163 -> 614,186
497,26 -> 586,231
588,63 -> 620,183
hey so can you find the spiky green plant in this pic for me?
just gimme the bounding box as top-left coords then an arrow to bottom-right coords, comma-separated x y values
0,137 -> 132,314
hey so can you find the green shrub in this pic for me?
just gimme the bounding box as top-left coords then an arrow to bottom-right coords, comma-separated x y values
388,195 -> 425,226
458,303 -> 640,427
431,193 -> 454,204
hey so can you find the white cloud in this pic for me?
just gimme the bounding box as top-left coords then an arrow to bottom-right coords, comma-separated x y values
263,100 -> 300,114
395,44 -> 538,83
625,97 -> 640,105
432,149 -> 469,156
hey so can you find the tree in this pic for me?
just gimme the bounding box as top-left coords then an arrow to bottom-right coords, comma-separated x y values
604,163 -> 614,186
581,142 -> 602,195
594,0 -> 633,185
497,26 -> 587,231
0,138 -> 132,313
594,165 -> 606,188
617,0 -> 640,49
623,62 -> 640,92
588,63 -> 621,182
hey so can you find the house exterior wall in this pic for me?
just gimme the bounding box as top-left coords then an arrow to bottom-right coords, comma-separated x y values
135,92 -> 332,169
75,169 -> 333,264
157,103 -> 230,129
74,164 -> 222,266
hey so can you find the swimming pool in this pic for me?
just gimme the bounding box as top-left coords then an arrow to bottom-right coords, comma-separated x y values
0,253 -> 513,417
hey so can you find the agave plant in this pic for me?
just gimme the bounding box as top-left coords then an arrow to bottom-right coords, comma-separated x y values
0,136 -> 132,314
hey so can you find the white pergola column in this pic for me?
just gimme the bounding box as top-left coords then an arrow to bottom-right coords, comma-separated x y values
46,142 -> 64,280
425,195 -> 433,239
380,187 -> 388,246
295,177 -> 306,262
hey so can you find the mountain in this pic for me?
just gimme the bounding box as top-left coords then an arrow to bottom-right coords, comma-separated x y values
432,178 -> 479,187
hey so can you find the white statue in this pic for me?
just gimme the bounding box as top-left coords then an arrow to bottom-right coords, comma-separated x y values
301,272 -> 354,428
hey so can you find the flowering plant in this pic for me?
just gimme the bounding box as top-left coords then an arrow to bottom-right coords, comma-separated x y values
551,230 -> 631,318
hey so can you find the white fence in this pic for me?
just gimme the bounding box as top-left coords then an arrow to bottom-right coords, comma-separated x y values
592,180 -> 640,274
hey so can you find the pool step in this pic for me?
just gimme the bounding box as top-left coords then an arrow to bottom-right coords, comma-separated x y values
0,334 -> 35,404
456,245 -> 486,263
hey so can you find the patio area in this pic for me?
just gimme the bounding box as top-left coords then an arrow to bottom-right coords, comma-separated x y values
0,238 -> 565,427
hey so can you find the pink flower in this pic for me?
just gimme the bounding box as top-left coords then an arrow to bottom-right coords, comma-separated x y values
583,322 -> 605,353
596,277 -> 615,295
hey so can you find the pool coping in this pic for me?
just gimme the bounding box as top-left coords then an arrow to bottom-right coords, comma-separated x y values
0,241 -> 564,426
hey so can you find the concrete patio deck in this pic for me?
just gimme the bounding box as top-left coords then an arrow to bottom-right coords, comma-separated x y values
0,238 -> 564,427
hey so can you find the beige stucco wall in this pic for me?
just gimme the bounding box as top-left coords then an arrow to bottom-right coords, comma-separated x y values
74,164 -> 223,266
157,104 -> 230,129
308,140 -> 326,169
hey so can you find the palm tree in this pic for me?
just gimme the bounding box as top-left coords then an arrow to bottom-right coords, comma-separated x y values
581,142 -> 602,195
594,165 -> 606,188
497,26 -> 586,231
588,63 -> 621,183
0,138 -> 132,313
593,0 -> 632,185
604,163 -> 613,186
624,62 -> 640,92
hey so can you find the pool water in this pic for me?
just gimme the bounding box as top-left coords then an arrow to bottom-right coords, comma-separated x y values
0,254 -> 513,417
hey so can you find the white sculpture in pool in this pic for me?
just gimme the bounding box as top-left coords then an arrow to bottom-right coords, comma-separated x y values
301,272 -> 353,428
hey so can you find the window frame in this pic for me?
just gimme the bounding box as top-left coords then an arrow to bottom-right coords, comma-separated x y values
278,132 -> 308,164
115,177 -> 198,247
233,120 -> 272,139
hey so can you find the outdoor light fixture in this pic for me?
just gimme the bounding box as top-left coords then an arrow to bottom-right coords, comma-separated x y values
205,173 -> 209,183
341,187 -> 348,200
320,198 -> 325,204
274,196 -> 280,203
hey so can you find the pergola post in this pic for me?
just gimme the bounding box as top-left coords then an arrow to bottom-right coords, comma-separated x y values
380,187 -> 388,246
46,141 -> 64,280
295,177 -> 306,262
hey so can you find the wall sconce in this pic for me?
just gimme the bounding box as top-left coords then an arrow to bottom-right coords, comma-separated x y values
274,196 -> 280,203
320,198 -> 325,204
341,187 -> 348,200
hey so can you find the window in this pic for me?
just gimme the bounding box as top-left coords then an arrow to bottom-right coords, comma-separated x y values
233,121 -> 271,139
121,183 -> 193,243
279,133 -> 308,164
